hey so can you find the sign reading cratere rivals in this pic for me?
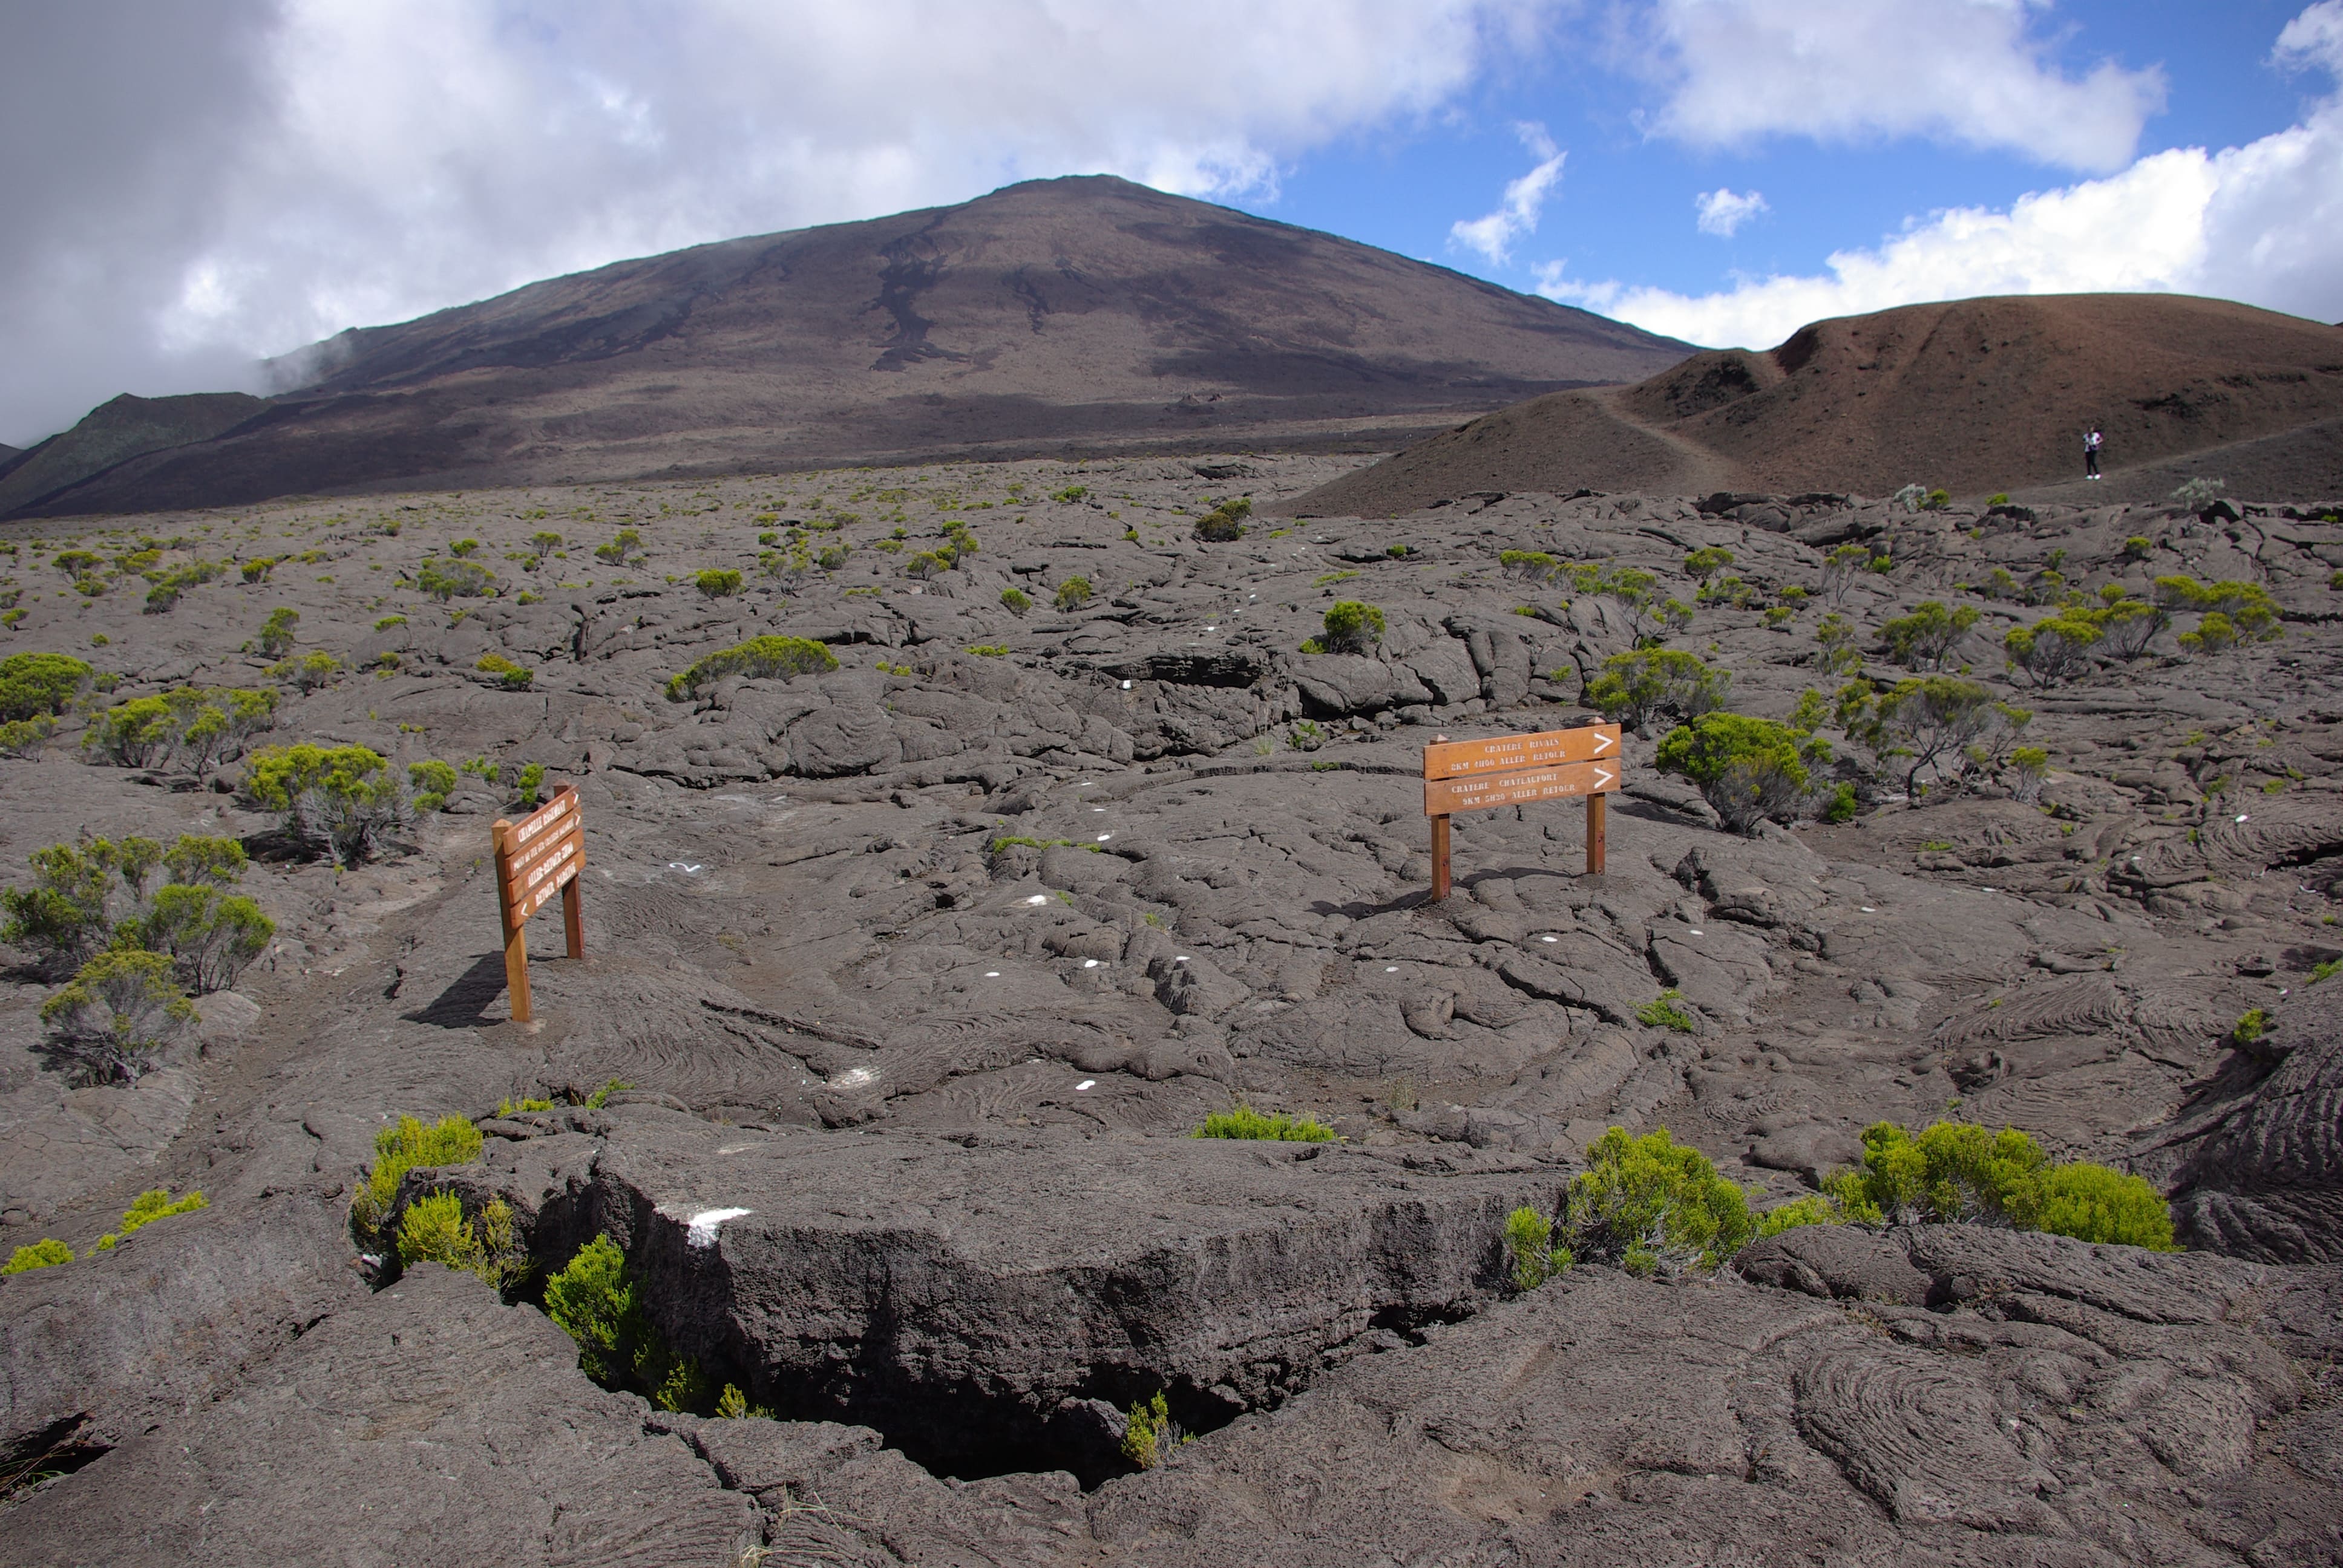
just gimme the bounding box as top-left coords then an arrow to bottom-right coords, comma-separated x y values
1423,722 -> 1622,900
493,782 -> 585,1024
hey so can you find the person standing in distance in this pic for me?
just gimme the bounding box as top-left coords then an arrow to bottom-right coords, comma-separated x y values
2085,425 -> 2103,480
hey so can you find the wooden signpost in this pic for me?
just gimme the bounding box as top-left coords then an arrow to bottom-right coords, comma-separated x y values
492,782 -> 585,1024
1424,722 -> 1621,900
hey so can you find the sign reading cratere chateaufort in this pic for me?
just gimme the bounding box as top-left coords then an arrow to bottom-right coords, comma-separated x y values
493,782 -> 585,1024
1423,722 -> 1622,899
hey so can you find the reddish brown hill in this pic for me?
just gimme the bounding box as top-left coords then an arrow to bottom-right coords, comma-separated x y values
1293,293 -> 2343,514
10,175 -> 1690,520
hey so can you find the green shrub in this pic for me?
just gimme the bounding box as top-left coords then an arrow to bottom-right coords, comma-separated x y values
1821,782 -> 1858,822
1318,601 -> 1385,655
396,1191 -> 526,1288
448,538 -> 480,558
0,715 -> 55,758
1636,990 -> 1696,1031
1192,498 -> 1251,541
39,948 -> 197,1083
2171,476 -> 2226,514
1504,1205 -> 1572,1290
474,652 -> 533,690
258,607 -> 300,656
1755,1194 -> 1840,1238
1119,1391 -> 1181,1469
352,1114 -> 484,1238
1049,485 -> 1088,504
1655,711 -> 1822,832
1564,1127 -> 1753,1275
1565,560 -> 1693,644
529,531 -> 563,558
416,558 -> 497,601
375,615 -> 407,632
270,650 -> 344,693
2122,535 -> 2154,560
1000,586 -> 1031,615
665,635 -> 839,701
2231,1008 -> 2268,1045
1854,676 -> 2030,801
408,759 -> 457,812
143,560 -> 223,613
1881,601 -> 1979,670
544,1234 -> 710,1411
2,1238 -> 73,1275
117,1187 -> 206,1236
240,557 -> 280,583
2004,614 -> 2102,686
1193,1104 -> 1335,1142
1499,549 -> 1562,583
1823,1121 -> 2175,1250
133,883 -> 273,993
0,653 -> 93,723
694,568 -> 743,599
241,742 -> 404,865
1586,647 -> 1728,733
1054,576 -> 1093,611
1,839 -> 129,968
1682,546 -> 1735,583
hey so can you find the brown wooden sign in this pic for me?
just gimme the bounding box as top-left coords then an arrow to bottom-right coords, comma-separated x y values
1424,723 -> 1621,900
493,782 -> 584,1024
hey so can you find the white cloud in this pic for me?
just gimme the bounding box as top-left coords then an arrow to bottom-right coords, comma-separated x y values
1449,122 -> 1570,264
1694,188 -> 1768,237
1541,4 -> 2343,350
1634,0 -> 2168,172
0,0 -> 1558,446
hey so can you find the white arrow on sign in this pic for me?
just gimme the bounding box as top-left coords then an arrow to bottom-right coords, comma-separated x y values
1593,730 -> 1617,756
1591,763 -> 1616,790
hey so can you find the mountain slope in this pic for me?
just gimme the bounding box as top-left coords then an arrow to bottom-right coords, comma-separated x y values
1292,293 -> 2343,514
14,176 -> 1690,519
0,393 -> 266,518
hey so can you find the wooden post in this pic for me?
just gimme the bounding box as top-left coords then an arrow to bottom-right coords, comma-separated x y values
560,875 -> 585,961
493,818 -> 534,1024
1586,791 -> 1607,877
1429,814 -> 1452,901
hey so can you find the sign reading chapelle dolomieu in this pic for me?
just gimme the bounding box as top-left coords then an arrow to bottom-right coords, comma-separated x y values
1423,722 -> 1622,900
493,782 -> 585,1024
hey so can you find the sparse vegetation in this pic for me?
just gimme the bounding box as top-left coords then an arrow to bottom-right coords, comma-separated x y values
1824,1122 -> 2175,1250
1881,601 -> 1979,670
1119,1391 -> 1184,1469
3,1238 -> 73,1275
665,635 -> 838,701
39,947 -> 198,1083
1584,647 -> 1728,733
1656,710 -> 1827,833
1054,576 -> 1093,611
416,558 -> 497,601
694,567 -> 743,598
1636,990 -> 1696,1031
1192,497 -> 1251,541
1193,1104 -> 1335,1142
241,742 -> 406,865
1504,1205 -> 1572,1290
1562,1127 -> 1754,1276
544,1234 -> 712,1413
0,652 -> 92,722
352,1113 -> 484,1240
1311,600 -> 1384,655
396,1191 -> 526,1288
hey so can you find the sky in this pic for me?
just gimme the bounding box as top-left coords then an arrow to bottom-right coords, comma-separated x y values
4,0 -> 2340,449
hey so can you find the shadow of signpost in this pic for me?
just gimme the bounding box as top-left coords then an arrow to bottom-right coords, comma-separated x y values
404,952 -> 514,1028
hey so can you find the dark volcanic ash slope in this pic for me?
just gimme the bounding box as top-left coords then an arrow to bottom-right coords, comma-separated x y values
7,457 -> 2343,1561
12,176 -> 1688,520
1296,293 -> 2343,515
